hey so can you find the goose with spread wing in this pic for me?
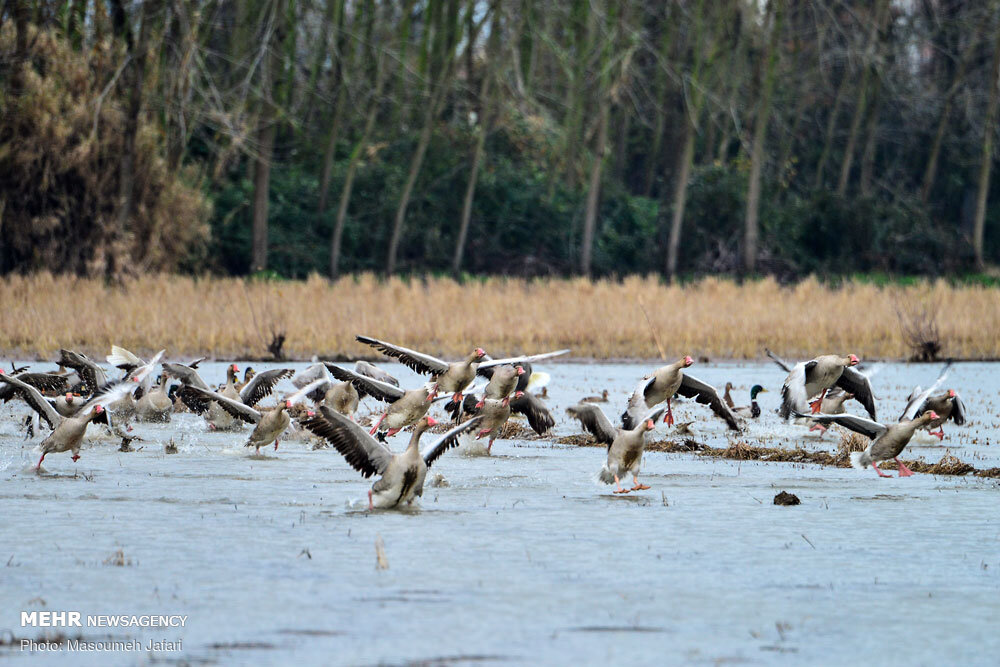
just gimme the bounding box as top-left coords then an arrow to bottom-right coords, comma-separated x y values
899,364 -> 966,440
799,409 -> 939,477
0,372 -> 133,470
0,366 -> 68,403
291,363 -> 360,419
567,403 -> 666,494
774,352 -> 875,420
299,410 -> 482,509
324,363 -> 437,437
623,358 -> 740,432
181,377 -> 314,454
354,360 -> 400,387
356,335 -> 568,403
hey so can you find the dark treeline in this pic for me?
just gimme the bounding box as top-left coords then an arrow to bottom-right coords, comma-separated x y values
1,0 -> 1000,281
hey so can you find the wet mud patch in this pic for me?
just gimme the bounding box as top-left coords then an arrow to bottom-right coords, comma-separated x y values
568,625 -> 668,633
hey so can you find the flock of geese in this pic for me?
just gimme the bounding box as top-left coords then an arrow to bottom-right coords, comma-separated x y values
0,338 -> 968,508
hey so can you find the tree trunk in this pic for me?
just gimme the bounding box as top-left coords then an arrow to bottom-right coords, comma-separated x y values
452,0 -> 500,276
836,0 -> 889,196
251,0 -> 285,274
386,99 -> 437,275
921,29 -> 981,203
329,49 -> 389,278
743,0 -> 782,276
666,123 -> 695,280
858,85 -> 882,196
580,98 -> 609,276
973,21 -> 1000,269
316,0 -> 350,214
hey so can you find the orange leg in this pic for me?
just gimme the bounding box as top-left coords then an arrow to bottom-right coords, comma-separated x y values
663,398 -> 674,426
71,454 -> 80,462
809,423 -> 827,434
872,462 -> 891,478
613,474 -> 630,494
274,439 -> 279,451
809,389 -> 827,414
631,475 -> 650,491
369,413 -> 386,435
928,428 -> 945,440
895,457 -> 914,477
36,452 -> 46,471
367,489 -> 374,511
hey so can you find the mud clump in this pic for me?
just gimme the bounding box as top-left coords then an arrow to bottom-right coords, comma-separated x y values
773,491 -> 801,506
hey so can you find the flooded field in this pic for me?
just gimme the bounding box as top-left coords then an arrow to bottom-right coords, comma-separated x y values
2,360 -> 999,665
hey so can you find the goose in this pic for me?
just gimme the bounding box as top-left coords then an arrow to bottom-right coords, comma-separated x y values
800,410 -> 939,478
356,335 -> 568,403
623,358 -> 740,432
567,403 -> 666,494
135,375 -> 174,423
0,372 -> 133,470
324,363 -> 438,437
291,363 -> 360,419
181,378 -> 317,454
767,349 -> 876,420
899,363 -> 966,440
733,385 -> 767,418
174,365 -> 292,431
205,363 -> 242,430
798,388 -> 854,433
446,389 -> 554,437
106,346 -> 165,382
581,389 -> 609,404
299,410 -> 482,509
236,366 -> 256,392
479,364 -> 525,406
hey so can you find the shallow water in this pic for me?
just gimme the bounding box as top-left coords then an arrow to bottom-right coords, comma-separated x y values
1,360 -> 998,665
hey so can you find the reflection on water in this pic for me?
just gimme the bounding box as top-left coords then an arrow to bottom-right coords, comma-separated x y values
1,360 -> 998,665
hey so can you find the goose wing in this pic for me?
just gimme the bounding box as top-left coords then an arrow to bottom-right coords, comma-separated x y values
509,391 -> 555,435
299,406 -> 394,477
185,386 -> 262,424
765,348 -> 793,373
292,363 -> 330,389
125,349 -> 164,383
900,362 -> 951,421
162,362 -> 211,390
779,362 -> 810,419
566,403 -> 617,446
422,417 -> 483,467
79,381 -> 137,415
676,373 -> 741,431
796,411 -> 887,439
836,367 -> 877,420
354,360 -> 400,387
324,363 -> 404,402
0,371 -> 67,402
0,373 -> 61,429
621,377 -> 655,430
285,379 -> 327,406
107,345 -> 145,373
951,392 -> 967,425
240,368 -> 293,406
59,349 -> 108,394
476,349 -> 570,375
356,336 -> 450,376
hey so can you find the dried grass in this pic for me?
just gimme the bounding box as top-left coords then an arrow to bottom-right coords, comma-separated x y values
1,274 -> 999,360
565,435 -> 1000,478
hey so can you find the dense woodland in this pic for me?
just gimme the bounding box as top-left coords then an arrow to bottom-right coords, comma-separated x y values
1,0 -> 1000,281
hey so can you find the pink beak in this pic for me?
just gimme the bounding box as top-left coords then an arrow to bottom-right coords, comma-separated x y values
306,410 -> 315,417
285,400 -> 292,409
475,347 -> 485,357
426,416 -> 439,426
94,405 -> 104,414
646,420 -> 654,429
948,389 -> 956,398
516,366 -> 525,375
684,356 -> 693,367
65,392 -> 73,402
849,354 -> 859,365
233,364 -> 240,372
515,391 -> 524,399
927,411 -> 939,420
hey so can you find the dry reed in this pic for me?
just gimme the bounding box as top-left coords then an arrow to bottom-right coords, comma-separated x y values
558,435 -> 1000,479
2,273 -> 999,360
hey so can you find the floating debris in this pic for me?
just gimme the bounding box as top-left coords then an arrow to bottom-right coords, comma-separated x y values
374,535 -> 389,571
103,549 -> 133,567
429,473 -> 449,488
164,440 -> 178,454
774,491 -> 801,506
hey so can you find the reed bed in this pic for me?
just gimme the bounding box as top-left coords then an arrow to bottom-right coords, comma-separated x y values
2,273 -> 999,360
557,435 -> 1000,479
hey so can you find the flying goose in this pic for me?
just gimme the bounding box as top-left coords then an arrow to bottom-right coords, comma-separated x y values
899,364 -> 966,440
356,335 -> 568,403
567,403 -> 666,494
299,410 -> 482,509
0,372 -> 133,470
0,367 -> 67,403
799,410 -> 939,478
623,358 -> 740,432
324,363 -> 438,437
291,363 -> 360,419
771,351 -> 875,420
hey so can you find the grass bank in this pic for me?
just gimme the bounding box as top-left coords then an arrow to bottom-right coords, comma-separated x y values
2,273 -> 999,361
